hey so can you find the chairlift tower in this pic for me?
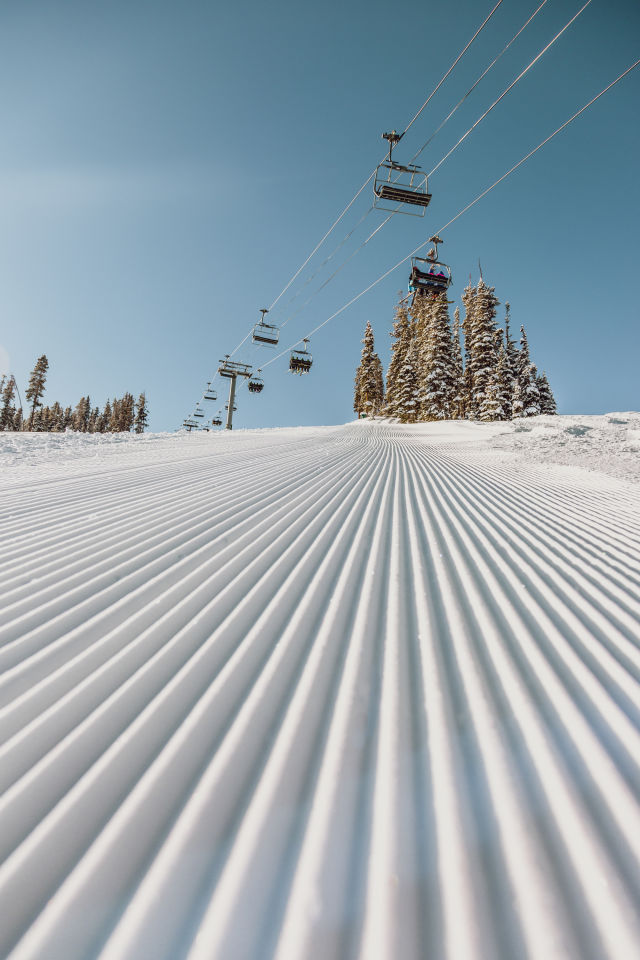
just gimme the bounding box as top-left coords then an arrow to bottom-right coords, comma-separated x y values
217,356 -> 253,430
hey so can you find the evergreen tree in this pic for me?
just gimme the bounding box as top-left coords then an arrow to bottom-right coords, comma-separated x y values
134,393 -> 149,433
461,282 -> 476,418
49,401 -> 64,431
97,400 -> 111,433
73,396 -> 91,432
13,408 -> 23,431
354,321 -> 385,417
62,406 -> 73,430
109,398 -> 121,432
537,371 -> 557,414
88,407 -> 99,433
395,338 -> 420,423
120,392 -> 135,431
523,362 -> 541,417
511,381 -> 525,418
416,292 -> 456,420
353,365 -> 363,416
0,376 -> 17,431
503,302 -> 519,407
25,355 -> 49,429
470,278 -> 500,417
450,307 -> 466,419
479,345 -> 510,421
384,299 -> 413,416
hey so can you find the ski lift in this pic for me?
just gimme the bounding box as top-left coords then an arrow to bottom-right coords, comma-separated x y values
183,418 -> 198,431
252,308 -> 280,347
204,383 -> 217,401
373,131 -> 431,216
193,407 -> 205,418
218,356 -> 252,379
289,339 -> 312,375
248,370 -> 264,393
409,236 -> 452,297
211,414 -> 223,427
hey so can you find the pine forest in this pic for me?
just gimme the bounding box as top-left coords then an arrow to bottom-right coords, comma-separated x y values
354,272 -> 556,423
0,355 -> 149,433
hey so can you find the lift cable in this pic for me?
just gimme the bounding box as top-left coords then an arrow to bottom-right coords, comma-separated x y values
261,57 -> 640,370
252,0 -> 559,345
426,0 -> 594,180
408,0 -> 551,165
265,0 -> 506,315
402,0 -> 506,136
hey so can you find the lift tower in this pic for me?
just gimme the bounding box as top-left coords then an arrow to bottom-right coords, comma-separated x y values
217,357 -> 253,429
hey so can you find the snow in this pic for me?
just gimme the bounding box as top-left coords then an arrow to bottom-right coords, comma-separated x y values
0,417 -> 639,959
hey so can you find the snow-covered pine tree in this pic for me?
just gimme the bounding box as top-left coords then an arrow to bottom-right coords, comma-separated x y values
355,321 -> 385,416
25,354 -> 49,429
384,299 -> 413,417
62,406 -> 73,430
97,400 -> 111,433
109,398 -> 121,432
470,278 -> 500,418
523,362 -> 541,417
73,396 -> 91,432
0,376 -> 16,430
511,380 -> 524,418
50,401 -> 64,431
536,371 -> 557,414
13,408 -> 23,431
451,307 -> 466,419
395,338 -> 420,423
503,303 -> 519,410
353,365 -> 363,416
479,345 -> 510,421
88,407 -> 99,433
461,282 -> 476,418
416,292 -> 456,420
135,393 -> 149,433
120,393 -> 135,431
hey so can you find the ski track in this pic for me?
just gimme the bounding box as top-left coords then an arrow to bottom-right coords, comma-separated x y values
0,422 -> 639,960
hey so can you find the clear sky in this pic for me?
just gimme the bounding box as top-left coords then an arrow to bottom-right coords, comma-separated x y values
0,0 -> 638,431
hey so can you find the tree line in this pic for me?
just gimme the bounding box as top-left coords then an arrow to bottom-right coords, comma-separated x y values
0,355 -> 149,433
354,273 -> 556,422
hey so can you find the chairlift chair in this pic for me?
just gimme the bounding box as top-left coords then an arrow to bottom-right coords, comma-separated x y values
252,308 -> 280,347
409,257 -> 452,297
204,383 -> 217,401
183,418 -> 198,431
211,414 -> 223,427
373,131 -> 431,216
248,370 -> 265,394
289,339 -> 312,375
193,407 -> 205,418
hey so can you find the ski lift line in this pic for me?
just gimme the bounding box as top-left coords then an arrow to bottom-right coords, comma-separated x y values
408,0 -> 551,166
427,0 -> 594,180
267,171 -> 376,313
269,206 -> 376,321
402,0 -> 506,136
437,56 -> 640,234
265,0 -> 506,317
264,56 -> 640,371
276,211 -> 394,334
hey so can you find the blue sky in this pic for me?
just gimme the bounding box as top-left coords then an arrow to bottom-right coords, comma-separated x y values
0,0 -> 638,430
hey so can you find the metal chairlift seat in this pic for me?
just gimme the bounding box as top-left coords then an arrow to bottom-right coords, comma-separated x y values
289,339 -> 312,375
211,415 -> 223,427
409,257 -> 452,296
204,384 -> 217,401
374,162 -> 431,216
183,418 -> 198,430
252,321 -> 280,346
194,408 -> 205,418
252,307 -> 280,347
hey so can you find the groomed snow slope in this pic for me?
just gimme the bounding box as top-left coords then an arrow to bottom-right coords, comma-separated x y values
0,417 -> 639,960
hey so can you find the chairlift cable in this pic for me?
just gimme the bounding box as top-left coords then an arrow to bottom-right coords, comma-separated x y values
263,57 -> 640,369
402,0 -> 506,136
264,0 -> 506,316
426,0 -> 594,180
408,0 -> 551,166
